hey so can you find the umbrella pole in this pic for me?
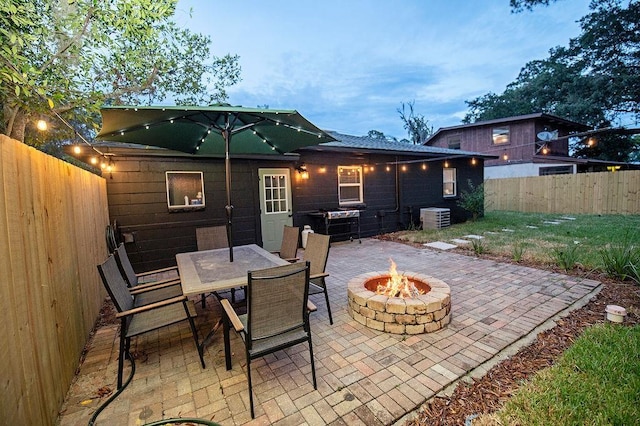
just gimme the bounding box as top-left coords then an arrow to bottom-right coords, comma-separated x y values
223,129 -> 234,262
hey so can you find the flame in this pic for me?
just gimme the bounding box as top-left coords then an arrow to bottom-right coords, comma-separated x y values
375,259 -> 425,298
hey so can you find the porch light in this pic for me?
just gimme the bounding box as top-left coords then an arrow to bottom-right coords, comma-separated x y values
471,158 -> 477,165
296,164 -> 309,179
444,160 -> 449,168
587,137 -> 596,147
541,145 -> 549,155
422,163 -> 427,170
73,145 -> 81,155
401,165 -> 407,172
502,152 -> 509,161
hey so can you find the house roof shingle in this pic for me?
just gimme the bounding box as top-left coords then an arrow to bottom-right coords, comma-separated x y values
304,131 -> 495,158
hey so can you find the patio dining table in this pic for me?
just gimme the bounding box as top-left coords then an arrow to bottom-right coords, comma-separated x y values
176,244 -> 290,351
176,244 -> 289,297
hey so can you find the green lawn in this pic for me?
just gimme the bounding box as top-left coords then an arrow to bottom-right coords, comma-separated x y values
492,324 -> 640,425
394,211 -> 640,272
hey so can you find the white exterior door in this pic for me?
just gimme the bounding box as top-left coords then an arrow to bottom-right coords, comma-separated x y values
258,168 -> 293,251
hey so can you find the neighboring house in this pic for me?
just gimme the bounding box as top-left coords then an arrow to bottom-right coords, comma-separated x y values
75,132 -> 493,271
423,113 -> 633,178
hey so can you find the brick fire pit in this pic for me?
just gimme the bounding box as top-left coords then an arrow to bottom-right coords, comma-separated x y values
347,271 -> 451,334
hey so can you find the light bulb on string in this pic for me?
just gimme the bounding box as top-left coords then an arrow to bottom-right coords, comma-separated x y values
36,119 -> 48,131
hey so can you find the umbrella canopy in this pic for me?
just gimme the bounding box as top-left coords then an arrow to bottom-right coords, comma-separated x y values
97,104 -> 336,261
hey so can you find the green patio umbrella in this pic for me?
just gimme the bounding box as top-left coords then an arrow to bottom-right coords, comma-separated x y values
96,104 -> 336,261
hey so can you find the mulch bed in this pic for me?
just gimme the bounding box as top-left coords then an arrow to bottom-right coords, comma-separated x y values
377,235 -> 640,426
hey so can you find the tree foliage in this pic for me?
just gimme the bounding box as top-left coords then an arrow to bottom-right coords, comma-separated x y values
464,0 -> 640,161
398,101 -> 434,145
0,0 -> 241,146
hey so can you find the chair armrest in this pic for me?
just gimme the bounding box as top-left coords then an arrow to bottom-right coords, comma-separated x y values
136,265 -> 179,278
307,300 -> 317,312
270,252 -> 299,263
116,295 -> 187,318
309,272 -> 329,280
130,280 -> 181,295
220,299 -> 244,332
131,278 -> 181,292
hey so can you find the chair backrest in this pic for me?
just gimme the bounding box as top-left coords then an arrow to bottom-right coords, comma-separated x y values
303,233 -> 330,276
279,225 -> 299,259
97,255 -> 134,313
246,262 -> 310,345
106,224 -> 117,253
114,243 -> 139,287
196,225 -> 229,251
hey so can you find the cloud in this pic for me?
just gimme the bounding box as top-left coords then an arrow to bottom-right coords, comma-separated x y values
178,0 -> 591,137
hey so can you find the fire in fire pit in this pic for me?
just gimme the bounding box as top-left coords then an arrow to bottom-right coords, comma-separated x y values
347,260 -> 451,334
371,259 -> 428,298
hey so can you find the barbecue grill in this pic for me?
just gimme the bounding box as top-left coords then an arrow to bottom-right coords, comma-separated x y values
307,209 -> 362,243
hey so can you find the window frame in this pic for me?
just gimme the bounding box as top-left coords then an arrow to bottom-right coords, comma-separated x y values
262,172 -> 289,215
337,165 -> 363,205
443,167 -> 457,198
447,137 -> 461,150
165,171 -> 205,211
492,126 -> 510,145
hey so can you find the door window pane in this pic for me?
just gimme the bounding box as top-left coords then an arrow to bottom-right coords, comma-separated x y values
263,174 -> 288,214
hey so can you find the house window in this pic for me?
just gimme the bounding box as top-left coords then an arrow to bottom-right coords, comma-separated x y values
539,166 -> 573,176
443,168 -> 456,197
166,171 -> 205,211
338,166 -> 363,205
492,126 -> 510,145
448,137 -> 461,150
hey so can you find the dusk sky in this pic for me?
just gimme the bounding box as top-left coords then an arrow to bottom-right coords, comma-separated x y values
175,0 -> 591,140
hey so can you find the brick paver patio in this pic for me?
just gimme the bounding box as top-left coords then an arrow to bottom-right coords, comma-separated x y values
58,238 -> 601,425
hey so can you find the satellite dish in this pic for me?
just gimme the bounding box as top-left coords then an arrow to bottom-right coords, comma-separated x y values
537,131 -> 553,141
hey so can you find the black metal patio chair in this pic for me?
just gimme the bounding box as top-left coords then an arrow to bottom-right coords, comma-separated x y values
221,261 -> 317,418
97,255 -> 205,388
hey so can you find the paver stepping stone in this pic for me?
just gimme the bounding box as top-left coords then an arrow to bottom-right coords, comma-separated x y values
463,234 -> 483,239
543,221 -> 561,225
501,228 -> 515,232
451,238 -> 471,245
526,225 -> 538,229
486,231 -> 500,235
560,216 -> 576,220
424,241 -> 457,250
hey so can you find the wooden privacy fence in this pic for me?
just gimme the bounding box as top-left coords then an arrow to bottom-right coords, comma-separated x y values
0,135 -> 109,425
485,170 -> 640,215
